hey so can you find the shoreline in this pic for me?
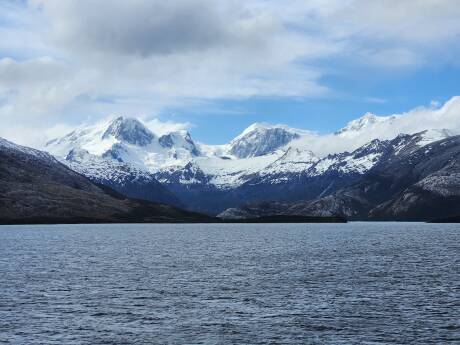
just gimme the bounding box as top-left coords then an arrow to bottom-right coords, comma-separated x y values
0,215 -> 347,225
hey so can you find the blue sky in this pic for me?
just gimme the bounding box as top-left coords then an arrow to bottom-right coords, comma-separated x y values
163,65 -> 460,143
1,1 -> 460,146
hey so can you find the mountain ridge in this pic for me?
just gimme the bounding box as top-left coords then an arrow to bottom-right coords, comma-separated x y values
43,114 -> 455,214
219,134 -> 460,221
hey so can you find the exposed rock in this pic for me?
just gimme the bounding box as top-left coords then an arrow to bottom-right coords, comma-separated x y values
102,116 -> 155,146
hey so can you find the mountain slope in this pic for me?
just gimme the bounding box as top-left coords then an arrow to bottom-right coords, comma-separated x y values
320,132 -> 460,220
219,131 -> 460,221
0,138 -> 210,223
65,148 -> 182,207
368,136 -> 460,220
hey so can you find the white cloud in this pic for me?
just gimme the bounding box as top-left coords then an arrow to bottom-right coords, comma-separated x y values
291,96 -> 460,156
144,118 -> 191,136
38,0 -> 261,57
32,0 -> 330,98
0,56 -> 93,120
1,0 -> 460,147
259,0 -> 460,67
0,1 -> 47,56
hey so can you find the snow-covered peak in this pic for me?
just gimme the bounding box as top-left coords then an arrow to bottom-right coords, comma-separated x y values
102,116 -> 155,146
234,122 -> 306,140
45,116 -> 205,174
335,112 -> 399,138
236,122 -> 275,137
158,130 -> 200,156
228,122 -> 305,158
46,116 -> 202,160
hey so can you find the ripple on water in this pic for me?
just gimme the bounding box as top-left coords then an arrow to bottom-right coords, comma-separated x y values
0,222 -> 459,344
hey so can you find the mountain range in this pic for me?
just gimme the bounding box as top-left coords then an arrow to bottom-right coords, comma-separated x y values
220,132 -> 460,221
38,111 -> 460,221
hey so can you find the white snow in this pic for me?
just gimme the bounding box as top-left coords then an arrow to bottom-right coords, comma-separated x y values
340,152 -> 382,174
45,118 -> 120,157
335,113 -> 400,138
43,114 -> 457,190
226,122 -> 312,158
65,152 -> 154,185
195,152 -> 283,188
262,148 -> 319,175
417,129 -> 453,147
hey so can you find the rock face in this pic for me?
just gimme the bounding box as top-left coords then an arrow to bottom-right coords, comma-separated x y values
102,116 -> 155,146
366,136 -> 460,220
0,138 -> 210,224
219,134 -> 460,221
159,131 -> 200,156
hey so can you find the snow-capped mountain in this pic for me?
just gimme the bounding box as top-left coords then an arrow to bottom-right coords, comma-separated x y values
46,116 -> 201,168
220,132 -> 460,221
45,116 -> 199,206
227,123 -> 306,158
334,112 -> 399,138
159,131 -> 201,156
45,115 -> 453,214
64,147 -> 181,206
103,116 -> 155,146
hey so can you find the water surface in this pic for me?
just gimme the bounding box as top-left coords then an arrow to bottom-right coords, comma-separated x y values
0,223 -> 459,344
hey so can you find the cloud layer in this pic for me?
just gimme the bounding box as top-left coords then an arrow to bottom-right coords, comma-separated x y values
292,96 -> 460,156
1,0 -> 460,146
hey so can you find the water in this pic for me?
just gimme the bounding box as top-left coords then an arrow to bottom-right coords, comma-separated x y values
0,223 -> 459,344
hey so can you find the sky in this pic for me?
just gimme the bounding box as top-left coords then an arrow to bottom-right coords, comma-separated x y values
1,0 -> 460,147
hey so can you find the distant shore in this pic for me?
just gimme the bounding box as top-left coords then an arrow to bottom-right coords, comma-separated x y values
0,215 -> 347,225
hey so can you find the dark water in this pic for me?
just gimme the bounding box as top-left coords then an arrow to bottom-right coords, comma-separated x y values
0,223 -> 459,345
